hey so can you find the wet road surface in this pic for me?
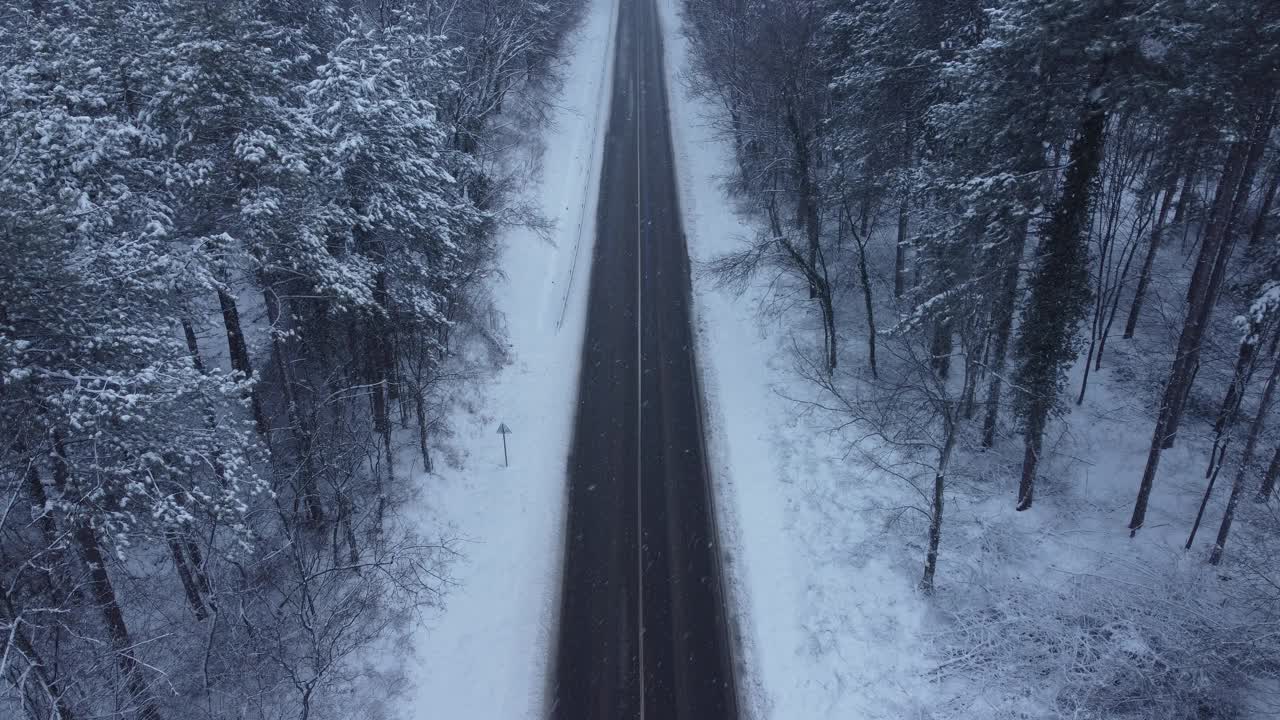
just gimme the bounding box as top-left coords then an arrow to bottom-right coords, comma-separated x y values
551,0 -> 738,717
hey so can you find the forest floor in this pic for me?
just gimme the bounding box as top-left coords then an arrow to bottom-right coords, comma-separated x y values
658,1 -> 1261,719
395,0 -> 615,717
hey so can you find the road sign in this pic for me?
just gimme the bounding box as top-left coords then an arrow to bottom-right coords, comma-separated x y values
497,422 -> 511,467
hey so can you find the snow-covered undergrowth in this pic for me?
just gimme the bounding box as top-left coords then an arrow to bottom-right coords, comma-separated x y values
934,561 -> 1279,720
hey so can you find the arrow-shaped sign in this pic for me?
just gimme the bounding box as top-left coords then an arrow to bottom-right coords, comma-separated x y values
497,422 -> 511,466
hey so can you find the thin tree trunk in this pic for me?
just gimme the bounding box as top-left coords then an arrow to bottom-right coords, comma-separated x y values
1173,167 -> 1195,226
23,454 -> 60,566
368,270 -> 395,544
1256,443 -> 1280,501
184,535 -> 212,602
217,290 -> 252,378
181,318 -> 206,374
961,338 -> 982,420
337,493 -> 359,565
1124,178 -> 1178,338
821,289 -> 837,371
167,534 -> 208,621
415,389 -> 433,473
785,106 -> 821,301
981,218 -> 1029,448
1209,354 -> 1280,564
1094,225 -> 1141,367
1247,160 -> 1280,254
373,377 -> 392,548
0,591 -> 78,720
1080,160 -> 1148,398
1076,191 -> 1114,403
842,201 -> 878,376
1206,325 -> 1268,474
1186,437 -> 1230,550
930,323 -> 952,380
1161,104 -> 1275,449
1077,325 -> 1101,405
70,515 -> 163,717
920,408 -> 956,594
1130,135 -> 1254,533
217,289 -> 268,434
895,199 -> 909,299
857,243 -> 878,377
263,288 -> 325,525
175,323 -> 221,610
770,194 -> 836,371
56,457 -> 162,720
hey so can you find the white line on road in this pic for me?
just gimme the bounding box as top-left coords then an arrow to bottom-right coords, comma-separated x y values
635,5 -> 646,715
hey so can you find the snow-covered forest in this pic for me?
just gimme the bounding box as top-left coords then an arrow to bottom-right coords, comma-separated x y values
675,0 -> 1280,717
0,1 -> 582,718
9,0 -> 1280,717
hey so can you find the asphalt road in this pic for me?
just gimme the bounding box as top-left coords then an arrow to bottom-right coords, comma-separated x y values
551,0 -> 738,717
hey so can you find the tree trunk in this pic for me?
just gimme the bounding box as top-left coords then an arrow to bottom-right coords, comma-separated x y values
1161,104 -> 1274,449
51,433 -> 161,720
961,333 -> 981,420
769,195 -> 836,371
930,322 -> 952,380
857,244 -> 878,377
181,318 -> 206,373
843,201 -> 878,376
1123,177 -> 1178,339
1017,425 -> 1041,511
1084,185 -> 1156,392
821,288 -> 838,372
1173,167 -> 1195,226
1207,323 -> 1267,470
895,198 -> 909,298
1093,220 -> 1141,368
1015,71 -> 1109,507
0,591 -> 78,720
263,288 -> 325,525
1077,324 -> 1100,406
167,534 -> 208,621
367,270 -> 395,544
1256,443 -> 1280,502
1247,160 -> 1280,254
981,218 -> 1029,448
1186,436 -> 1230,550
1130,136 -> 1254,533
74,521 -> 163,720
415,389 -> 434,473
785,106 -> 821,301
217,288 -> 268,434
23,453 -> 60,564
920,408 -> 956,594
1209,354 -> 1280,564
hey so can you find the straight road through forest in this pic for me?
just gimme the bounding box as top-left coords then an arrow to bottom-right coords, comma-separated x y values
551,0 -> 738,717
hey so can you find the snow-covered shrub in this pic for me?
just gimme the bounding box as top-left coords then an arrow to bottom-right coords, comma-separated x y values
932,560 -> 1280,719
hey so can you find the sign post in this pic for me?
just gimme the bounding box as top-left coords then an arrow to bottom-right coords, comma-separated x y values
497,422 -> 512,467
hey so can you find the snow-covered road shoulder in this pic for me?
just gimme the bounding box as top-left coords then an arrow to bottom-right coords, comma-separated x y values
399,0 -> 616,716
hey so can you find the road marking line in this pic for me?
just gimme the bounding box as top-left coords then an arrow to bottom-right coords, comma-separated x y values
635,5 -> 646,716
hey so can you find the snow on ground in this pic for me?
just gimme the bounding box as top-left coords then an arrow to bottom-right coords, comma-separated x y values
398,0 -> 616,716
657,2 -> 933,717
658,1 -> 1256,719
